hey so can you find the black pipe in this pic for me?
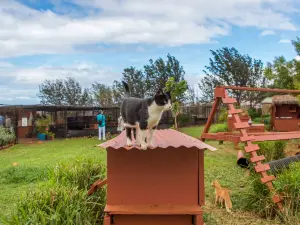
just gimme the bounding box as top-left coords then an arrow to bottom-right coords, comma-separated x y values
267,154 -> 300,175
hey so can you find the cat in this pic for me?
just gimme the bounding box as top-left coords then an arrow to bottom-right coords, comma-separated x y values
120,81 -> 172,150
211,180 -> 232,213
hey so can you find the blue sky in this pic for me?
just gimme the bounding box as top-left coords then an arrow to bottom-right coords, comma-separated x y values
0,0 -> 299,105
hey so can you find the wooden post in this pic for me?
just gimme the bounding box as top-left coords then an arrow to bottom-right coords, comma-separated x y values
201,98 -> 220,141
64,110 -> 68,138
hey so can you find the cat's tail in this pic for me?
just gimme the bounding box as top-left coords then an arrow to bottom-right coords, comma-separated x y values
122,81 -> 130,96
224,195 -> 232,213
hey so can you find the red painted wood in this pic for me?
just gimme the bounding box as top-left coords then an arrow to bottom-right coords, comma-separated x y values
255,164 -> 270,173
251,155 -> 265,163
228,108 -> 243,115
113,215 -> 195,225
240,135 -> 255,142
245,144 -> 260,153
201,98 -> 220,141
107,148 -> 200,206
105,205 -> 202,215
234,122 -> 250,129
222,97 -> 237,104
261,175 -> 276,183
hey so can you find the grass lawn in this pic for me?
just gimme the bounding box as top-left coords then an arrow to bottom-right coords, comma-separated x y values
1,127 -> 297,224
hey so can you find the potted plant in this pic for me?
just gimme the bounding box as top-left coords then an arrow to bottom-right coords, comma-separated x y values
45,131 -> 55,140
35,115 -> 51,141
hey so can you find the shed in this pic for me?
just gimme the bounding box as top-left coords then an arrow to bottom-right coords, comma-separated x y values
271,95 -> 300,131
99,129 -> 216,225
261,97 -> 273,115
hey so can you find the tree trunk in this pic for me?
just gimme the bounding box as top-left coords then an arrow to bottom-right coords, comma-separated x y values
174,115 -> 178,130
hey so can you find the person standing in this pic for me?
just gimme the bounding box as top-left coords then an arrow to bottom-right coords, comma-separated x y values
96,110 -> 106,141
0,114 -> 4,127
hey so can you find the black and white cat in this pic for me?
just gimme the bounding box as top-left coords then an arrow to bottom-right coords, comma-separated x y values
120,81 -> 172,150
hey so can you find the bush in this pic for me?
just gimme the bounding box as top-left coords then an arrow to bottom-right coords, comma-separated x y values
248,108 -> 262,119
256,140 -> 287,162
217,107 -> 228,123
210,123 -> 228,133
1,156 -> 106,225
2,185 -> 106,225
0,127 -> 16,146
241,162 -> 300,223
177,114 -> 193,127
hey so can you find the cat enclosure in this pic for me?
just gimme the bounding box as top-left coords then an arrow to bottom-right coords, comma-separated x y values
0,105 -> 120,142
201,85 -> 300,211
89,129 -> 216,225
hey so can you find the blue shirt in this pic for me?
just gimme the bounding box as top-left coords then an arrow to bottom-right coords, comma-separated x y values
0,115 -> 4,126
96,114 -> 106,127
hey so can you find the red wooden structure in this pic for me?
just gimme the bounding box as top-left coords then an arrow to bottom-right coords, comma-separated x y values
90,129 -> 216,225
271,95 -> 300,131
201,85 -> 300,211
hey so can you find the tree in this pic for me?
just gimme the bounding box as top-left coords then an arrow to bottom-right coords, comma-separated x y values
144,54 -> 186,96
165,77 -> 188,129
112,54 -> 188,104
199,47 -> 266,105
264,37 -> 300,92
38,77 -> 92,105
91,83 -> 114,107
112,67 -> 148,104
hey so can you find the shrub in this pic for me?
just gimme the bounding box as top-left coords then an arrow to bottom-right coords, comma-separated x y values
0,127 -> 16,146
241,162 -> 300,223
210,123 -> 228,133
256,140 -> 287,162
47,156 -> 106,190
248,108 -> 262,119
217,107 -> 228,123
177,114 -> 193,127
1,156 -> 106,225
2,185 -> 106,225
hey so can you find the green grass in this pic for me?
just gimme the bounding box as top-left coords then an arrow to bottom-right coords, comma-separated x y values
0,127 -> 288,224
0,137 -> 105,216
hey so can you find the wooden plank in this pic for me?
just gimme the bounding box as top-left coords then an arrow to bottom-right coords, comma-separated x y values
201,98 -> 220,141
255,164 -> 270,173
104,205 -> 203,215
251,155 -> 265,163
254,132 -> 300,142
245,144 -> 260,153
228,108 -> 242,115
103,214 -> 111,225
261,175 -> 276,183
240,135 -> 255,142
272,195 -> 282,203
198,150 -> 205,206
222,97 -> 237,104
234,122 -> 250,129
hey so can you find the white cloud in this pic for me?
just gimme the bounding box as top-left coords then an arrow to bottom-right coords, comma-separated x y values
295,55 -> 300,61
279,39 -> 291,44
260,30 -> 276,36
0,0 -> 298,58
0,61 -> 120,104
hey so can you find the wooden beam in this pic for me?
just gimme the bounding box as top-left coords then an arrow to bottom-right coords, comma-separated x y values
201,97 -> 220,141
219,86 -> 300,94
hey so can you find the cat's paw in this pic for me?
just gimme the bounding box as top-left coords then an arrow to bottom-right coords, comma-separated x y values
141,143 -> 148,150
148,143 -> 154,148
126,139 -> 133,146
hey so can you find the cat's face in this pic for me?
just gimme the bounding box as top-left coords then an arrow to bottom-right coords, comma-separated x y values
154,89 -> 172,111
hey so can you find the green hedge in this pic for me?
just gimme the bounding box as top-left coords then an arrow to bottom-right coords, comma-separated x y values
0,127 -> 15,146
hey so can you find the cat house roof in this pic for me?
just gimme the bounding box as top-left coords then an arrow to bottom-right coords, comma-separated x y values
98,129 -> 217,151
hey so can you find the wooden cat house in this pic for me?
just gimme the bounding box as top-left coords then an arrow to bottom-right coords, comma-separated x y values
96,129 -> 216,225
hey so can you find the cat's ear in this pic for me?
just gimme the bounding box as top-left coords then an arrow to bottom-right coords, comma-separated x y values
155,88 -> 164,96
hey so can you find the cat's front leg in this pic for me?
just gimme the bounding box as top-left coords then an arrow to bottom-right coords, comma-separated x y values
147,126 -> 156,148
134,128 -> 141,146
139,129 -> 148,150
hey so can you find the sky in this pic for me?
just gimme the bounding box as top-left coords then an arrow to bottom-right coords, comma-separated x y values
0,0 -> 300,105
